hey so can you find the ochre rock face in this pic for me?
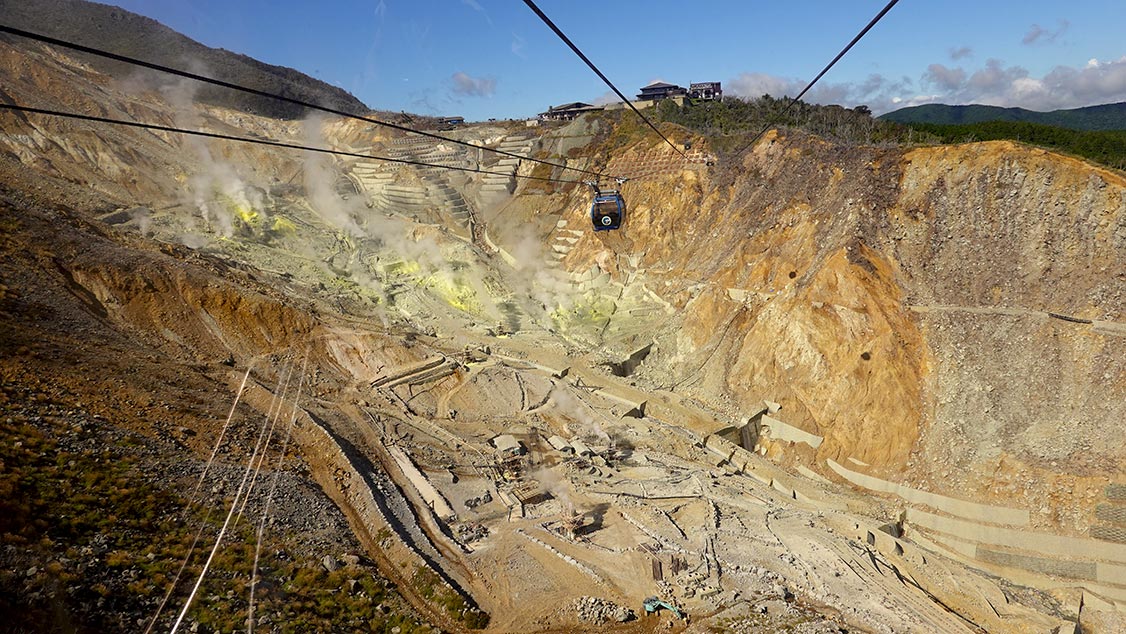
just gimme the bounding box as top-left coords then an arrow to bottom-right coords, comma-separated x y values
556,131 -> 1124,480
725,244 -> 928,468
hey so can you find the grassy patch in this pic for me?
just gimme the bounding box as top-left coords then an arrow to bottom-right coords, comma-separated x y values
412,565 -> 489,629
0,379 -> 431,632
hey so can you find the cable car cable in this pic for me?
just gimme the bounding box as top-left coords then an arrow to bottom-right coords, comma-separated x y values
736,0 -> 901,155
521,0 -> 687,160
0,103 -> 586,185
0,23 -> 615,181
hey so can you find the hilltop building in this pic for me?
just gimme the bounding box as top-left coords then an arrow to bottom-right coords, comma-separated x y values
636,81 -> 688,101
539,102 -> 604,121
689,82 -> 723,100
537,80 -> 721,122
635,80 -> 723,105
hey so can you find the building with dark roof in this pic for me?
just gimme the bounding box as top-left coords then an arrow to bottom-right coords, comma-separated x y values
539,102 -> 604,121
636,81 -> 688,101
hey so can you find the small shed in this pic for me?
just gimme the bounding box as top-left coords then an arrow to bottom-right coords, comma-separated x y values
570,438 -> 594,458
492,434 -> 525,457
547,435 -> 573,453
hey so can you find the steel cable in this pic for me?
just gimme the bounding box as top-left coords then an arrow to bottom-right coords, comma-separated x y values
0,103 -> 586,184
522,0 -> 687,161
736,0 -> 902,155
0,24 -> 618,180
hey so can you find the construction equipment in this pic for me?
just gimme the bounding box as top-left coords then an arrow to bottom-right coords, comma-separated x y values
642,596 -> 684,619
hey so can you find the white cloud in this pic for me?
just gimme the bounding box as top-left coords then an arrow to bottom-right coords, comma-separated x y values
451,71 -> 496,98
1039,55 -> 1126,107
887,55 -> 1126,112
1010,77 -> 1047,100
966,59 -> 1028,94
511,33 -> 526,58
924,64 -> 966,92
727,49 -> 1126,116
726,72 -> 877,110
727,72 -> 804,100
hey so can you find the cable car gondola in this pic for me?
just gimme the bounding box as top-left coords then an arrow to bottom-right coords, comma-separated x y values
586,179 -> 628,231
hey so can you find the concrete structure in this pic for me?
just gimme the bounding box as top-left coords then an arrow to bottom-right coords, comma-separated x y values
570,438 -> 594,458
827,459 -> 1029,526
372,355 -> 459,388
594,387 -> 647,418
760,414 -> 823,449
388,445 -> 456,520
479,135 -> 534,202
492,434 -> 525,456
547,435 -> 573,453
348,137 -> 475,232
907,508 -> 1126,564
908,509 -> 1126,607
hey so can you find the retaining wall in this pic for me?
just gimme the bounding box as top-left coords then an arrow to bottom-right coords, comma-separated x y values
387,445 -> 456,520
827,459 -> 1029,526
761,414 -> 823,449
906,508 -> 1126,565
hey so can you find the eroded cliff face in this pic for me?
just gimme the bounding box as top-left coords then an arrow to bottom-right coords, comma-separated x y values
552,130 -> 1125,501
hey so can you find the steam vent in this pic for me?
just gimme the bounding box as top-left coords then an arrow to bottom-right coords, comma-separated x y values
1,2 -> 1124,633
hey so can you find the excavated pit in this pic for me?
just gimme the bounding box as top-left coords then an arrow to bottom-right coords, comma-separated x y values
1,32 -> 1125,634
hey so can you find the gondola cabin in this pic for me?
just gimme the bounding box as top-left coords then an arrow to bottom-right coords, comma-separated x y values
590,190 -> 625,231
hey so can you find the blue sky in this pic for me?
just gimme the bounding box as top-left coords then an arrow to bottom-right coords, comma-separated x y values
107,1 -> 1126,121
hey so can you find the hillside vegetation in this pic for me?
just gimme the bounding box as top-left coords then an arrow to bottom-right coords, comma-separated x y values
652,97 -> 1126,172
905,120 -> 1126,170
880,102 -> 1126,131
653,95 -> 919,151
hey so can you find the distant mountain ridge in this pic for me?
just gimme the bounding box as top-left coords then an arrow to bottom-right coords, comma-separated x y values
879,102 -> 1126,131
0,0 -> 370,120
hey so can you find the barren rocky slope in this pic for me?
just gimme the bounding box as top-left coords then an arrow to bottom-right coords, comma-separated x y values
517,124 -> 1124,512
0,0 -> 370,119
2,19 -> 1125,634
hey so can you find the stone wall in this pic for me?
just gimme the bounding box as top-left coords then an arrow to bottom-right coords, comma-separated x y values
761,414 -> 823,449
827,459 -> 1029,526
